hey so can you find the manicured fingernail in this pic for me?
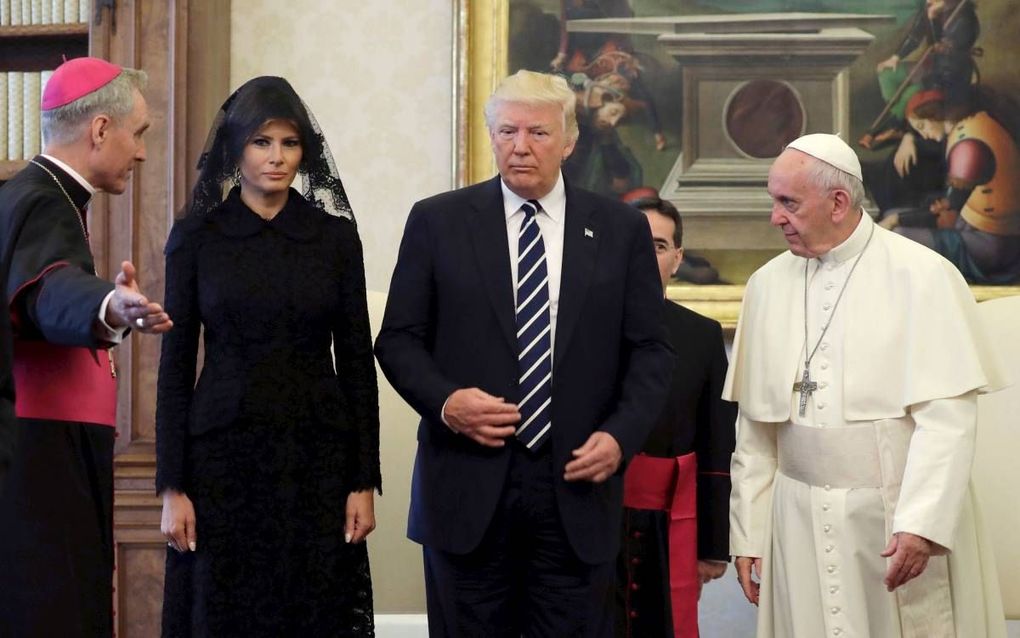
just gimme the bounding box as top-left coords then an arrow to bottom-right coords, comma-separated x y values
189,541 -> 197,551
345,533 -> 352,543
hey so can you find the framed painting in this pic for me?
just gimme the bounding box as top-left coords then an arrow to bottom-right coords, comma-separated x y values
454,0 -> 1020,327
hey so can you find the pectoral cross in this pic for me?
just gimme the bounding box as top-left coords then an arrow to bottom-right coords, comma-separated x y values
793,368 -> 817,417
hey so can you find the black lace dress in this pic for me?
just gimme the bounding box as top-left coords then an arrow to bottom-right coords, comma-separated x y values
155,187 -> 380,637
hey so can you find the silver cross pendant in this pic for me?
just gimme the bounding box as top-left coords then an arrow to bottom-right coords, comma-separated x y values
792,367 -> 818,417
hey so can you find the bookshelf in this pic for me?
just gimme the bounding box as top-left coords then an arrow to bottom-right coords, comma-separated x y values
1,3 -> 90,183
0,23 -> 90,71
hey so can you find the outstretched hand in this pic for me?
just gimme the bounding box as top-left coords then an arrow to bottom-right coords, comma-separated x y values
106,260 -> 173,334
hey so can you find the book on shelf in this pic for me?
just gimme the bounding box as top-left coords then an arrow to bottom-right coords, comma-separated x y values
8,0 -> 22,25
22,72 -> 40,157
40,69 -> 52,151
7,71 -> 23,162
36,0 -> 52,26
0,0 -> 87,24
0,75 -> 7,158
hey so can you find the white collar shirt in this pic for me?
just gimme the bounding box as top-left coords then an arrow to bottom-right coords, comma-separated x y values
501,172 -> 566,358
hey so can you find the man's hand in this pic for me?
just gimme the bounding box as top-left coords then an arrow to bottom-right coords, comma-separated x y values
735,556 -> 762,606
894,132 -> 917,178
881,532 -> 932,591
929,198 -> 959,229
106,261 -> 173,334
161,489 -> 197,553
698,560 -> 727,584
443,388 -> 519,447
563,431 -> 622,483
344,490 -> 376,544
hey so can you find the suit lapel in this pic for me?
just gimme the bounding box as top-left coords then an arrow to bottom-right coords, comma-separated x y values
554,182 -> 599,370
467,177 -> 517,353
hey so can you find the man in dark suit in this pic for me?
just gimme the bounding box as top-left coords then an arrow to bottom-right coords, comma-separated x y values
615,192 -> 736,638
375,70 -> 674,637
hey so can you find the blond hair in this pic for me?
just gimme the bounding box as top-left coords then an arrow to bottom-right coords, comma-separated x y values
484,70 -> 578,142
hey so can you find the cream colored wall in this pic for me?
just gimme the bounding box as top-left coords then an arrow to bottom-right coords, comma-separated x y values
231,1 -> 454,614
231,1 -> 454,293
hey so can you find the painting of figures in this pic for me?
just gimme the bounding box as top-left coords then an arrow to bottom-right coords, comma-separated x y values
500,0 -> 1020,285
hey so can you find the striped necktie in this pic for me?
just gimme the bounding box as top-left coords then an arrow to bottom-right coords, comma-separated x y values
515,200 -> 553,451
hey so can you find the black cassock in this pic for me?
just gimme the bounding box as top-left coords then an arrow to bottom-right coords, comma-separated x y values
616,301 -> 737,638
0,156 -> 119,638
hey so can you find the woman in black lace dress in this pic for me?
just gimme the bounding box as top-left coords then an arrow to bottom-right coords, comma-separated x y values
155,76 -> 380,637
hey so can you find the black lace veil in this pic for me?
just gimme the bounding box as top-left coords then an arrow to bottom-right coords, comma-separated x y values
187,76 -> 354,223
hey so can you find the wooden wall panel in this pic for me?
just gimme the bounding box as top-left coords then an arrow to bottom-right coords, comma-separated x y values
82,1 -> 233,635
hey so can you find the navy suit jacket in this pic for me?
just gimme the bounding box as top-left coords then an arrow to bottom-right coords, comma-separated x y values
375,176 -> 673,565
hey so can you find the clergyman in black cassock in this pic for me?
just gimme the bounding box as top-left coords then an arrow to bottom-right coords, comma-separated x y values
0,57 -> 170,638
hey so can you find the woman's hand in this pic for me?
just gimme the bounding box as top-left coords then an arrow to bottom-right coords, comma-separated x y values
344,490 -> 376,544
161,489 -> 197,553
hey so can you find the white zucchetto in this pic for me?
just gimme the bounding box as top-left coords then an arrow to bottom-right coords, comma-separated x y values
785,133 -> 863,182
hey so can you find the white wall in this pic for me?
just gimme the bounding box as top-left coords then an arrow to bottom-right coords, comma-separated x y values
231,1 -> 455,294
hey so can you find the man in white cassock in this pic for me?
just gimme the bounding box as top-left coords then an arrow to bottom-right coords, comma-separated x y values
726,133 -> 1008,638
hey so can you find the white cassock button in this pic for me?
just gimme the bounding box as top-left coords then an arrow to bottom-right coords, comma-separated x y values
820,342 -> 829,350
825,282 -> 835,290
824,524 -> 832,533
827,565 -> 836,574
823,302 -> 833,311
820,381 -> 828,389
821,362 -> 829,370
833,629 -> 842,636
831,607 -> 840,615
822,504 -> 830,511
824,484 -> 831,491
829,585 -> 839,594
818,402 -> 826,410
825,545 -> 834,553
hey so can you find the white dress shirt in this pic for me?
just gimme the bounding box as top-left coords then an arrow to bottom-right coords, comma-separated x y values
500,172 -> 565,357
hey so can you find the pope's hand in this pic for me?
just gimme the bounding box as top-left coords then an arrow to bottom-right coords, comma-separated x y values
881,531 -> 932,591
735,556 -> 762,606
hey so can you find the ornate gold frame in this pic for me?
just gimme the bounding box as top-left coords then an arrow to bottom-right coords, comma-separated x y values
451,0 -> 1019,328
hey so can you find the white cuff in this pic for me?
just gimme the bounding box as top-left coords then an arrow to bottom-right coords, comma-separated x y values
96,291 -> 128,344
440,396 -> 457,433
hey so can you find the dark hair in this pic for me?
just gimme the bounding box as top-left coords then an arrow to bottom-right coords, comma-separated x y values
221,76 -> 320,171
628,195 -> 683,248
188,76 -> 352,221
